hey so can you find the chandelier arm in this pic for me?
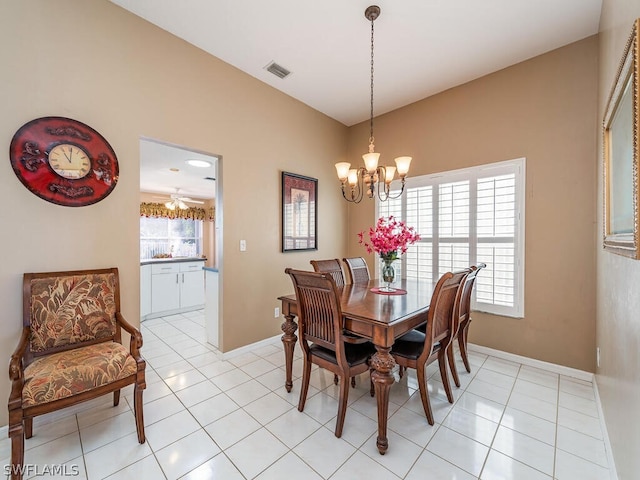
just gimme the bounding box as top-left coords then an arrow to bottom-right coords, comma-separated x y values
340,168 -> 366,203
375,166 -> 389,202
386,179 -> 407,200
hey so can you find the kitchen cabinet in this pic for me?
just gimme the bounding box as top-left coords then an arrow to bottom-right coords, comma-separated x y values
142,259 -> 205,319
180,262 -> 205,308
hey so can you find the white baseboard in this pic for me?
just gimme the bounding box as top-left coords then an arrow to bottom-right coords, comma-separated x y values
0,425 -> 6,438
221,334 -> 281,360
467,343 -> 594,382
592,378 -> 619,480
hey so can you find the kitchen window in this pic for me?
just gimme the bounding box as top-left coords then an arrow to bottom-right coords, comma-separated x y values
140,217 -> 203,259
377,158 -> 525,318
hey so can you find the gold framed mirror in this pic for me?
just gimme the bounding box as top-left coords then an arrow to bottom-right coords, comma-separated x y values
603,18 -> 640,259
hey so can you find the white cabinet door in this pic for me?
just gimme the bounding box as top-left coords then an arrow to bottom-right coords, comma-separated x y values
140,265 -> 152,318
180,270 -> 204,308
151,272 -> 180,313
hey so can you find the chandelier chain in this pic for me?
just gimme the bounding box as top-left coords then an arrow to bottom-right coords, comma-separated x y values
334,5 -> 411,204
369,13 -> 375,145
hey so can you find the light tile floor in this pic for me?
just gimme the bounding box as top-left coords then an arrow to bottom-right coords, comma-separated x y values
1,310 -> 613,479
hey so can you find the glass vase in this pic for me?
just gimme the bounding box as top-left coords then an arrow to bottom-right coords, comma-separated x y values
380,258 -> 396,292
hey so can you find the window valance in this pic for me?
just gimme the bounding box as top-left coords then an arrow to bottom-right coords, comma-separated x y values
140,202 -> 215,222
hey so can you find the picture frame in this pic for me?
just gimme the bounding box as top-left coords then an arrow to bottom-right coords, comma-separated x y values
603,18 -> 640,259
281,172 -> 317,252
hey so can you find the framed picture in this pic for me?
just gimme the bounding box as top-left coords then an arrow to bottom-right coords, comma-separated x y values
282,172 -> 317,252
603,19 -> 640,259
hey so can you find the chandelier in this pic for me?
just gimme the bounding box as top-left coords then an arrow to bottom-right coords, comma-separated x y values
335,5 -> 412,203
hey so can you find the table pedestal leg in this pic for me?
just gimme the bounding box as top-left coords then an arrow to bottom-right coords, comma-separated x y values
370,345 -> 396,455
280,314 -> 297,393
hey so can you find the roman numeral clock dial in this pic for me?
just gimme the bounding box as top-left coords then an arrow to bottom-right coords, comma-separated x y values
48,144 -> 91,179
9,117 -> 119,207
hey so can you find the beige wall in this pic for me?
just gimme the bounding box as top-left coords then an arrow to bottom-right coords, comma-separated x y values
346,37 -> 599,372
0,0 -> 348,427
597,2 -> 640,479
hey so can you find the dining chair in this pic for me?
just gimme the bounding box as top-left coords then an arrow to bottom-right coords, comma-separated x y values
312,258 -> 368,386
310,259 -> 345,287
447,263 -> 486,387
285,268 -> 375,437
342,257 -> 371,284
391,269 -> 470,425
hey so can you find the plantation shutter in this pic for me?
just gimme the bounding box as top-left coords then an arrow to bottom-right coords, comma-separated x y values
375,158 -> 524,318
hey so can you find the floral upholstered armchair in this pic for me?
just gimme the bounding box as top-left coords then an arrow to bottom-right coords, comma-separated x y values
7,268 -> 146,480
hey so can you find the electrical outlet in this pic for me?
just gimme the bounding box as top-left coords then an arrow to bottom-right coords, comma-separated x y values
596,347 -> 601,368
274,307 -> 280,318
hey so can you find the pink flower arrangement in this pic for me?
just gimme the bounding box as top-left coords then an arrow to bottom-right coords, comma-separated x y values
358,216 -> 421,262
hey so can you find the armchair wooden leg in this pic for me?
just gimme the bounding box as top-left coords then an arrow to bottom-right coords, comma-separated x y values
24,418 -> 33,440
133,384 -> 145,444
9,422 -> 24,480
113,389 -> 121,407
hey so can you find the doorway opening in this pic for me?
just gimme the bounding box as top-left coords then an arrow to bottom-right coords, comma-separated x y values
139,137 -> 222,348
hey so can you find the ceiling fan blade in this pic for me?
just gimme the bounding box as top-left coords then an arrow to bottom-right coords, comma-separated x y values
181,197 -> 204,204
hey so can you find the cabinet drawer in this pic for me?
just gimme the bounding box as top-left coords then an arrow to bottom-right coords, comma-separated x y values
151,263 -> 180,274
180,261 -> 205,272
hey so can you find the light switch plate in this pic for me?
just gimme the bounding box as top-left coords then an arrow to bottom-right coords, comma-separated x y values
240,240 -> 246,251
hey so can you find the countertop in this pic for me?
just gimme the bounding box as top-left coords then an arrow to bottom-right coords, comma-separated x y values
140,257 -> 207,266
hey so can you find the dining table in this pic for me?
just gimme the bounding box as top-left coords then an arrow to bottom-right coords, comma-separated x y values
277,277 -> 433,455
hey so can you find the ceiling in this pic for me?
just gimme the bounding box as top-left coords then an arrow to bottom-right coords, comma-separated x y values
139,138 -> 217,200
110,0 -> 602,127
125,0 -> 602,198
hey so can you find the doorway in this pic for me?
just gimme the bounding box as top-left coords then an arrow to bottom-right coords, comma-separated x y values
139,137 -> 222,348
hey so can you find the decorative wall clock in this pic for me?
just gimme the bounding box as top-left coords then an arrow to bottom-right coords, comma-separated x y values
9,116 -> 119,207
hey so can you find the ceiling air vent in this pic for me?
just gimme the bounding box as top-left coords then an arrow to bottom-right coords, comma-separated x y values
265,61 -> 291,79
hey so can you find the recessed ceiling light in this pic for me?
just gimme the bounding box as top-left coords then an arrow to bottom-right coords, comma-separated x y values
186,159 -> 212,168
169,168 -> 180,172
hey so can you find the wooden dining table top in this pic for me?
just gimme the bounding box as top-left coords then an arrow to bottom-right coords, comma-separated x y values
278,278 -> 434,346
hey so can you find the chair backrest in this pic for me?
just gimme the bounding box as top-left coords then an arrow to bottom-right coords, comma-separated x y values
457,263 -> 486,330
23,268 -> 121,364
310,259 -> 345,287
342,257 -> 370,284
285,268 -> 347,364
421,269 -> 470,361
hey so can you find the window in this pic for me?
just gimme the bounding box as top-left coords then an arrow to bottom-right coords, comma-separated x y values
140,217 -> 203,259
378,158 -> 525,318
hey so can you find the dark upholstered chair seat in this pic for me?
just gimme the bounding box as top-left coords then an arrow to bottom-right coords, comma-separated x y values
391,330 -> 441,360
310,342 -> 376,367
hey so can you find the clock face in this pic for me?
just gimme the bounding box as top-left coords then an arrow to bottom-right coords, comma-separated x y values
48,143 -> 91,179
9,117 -> 119,207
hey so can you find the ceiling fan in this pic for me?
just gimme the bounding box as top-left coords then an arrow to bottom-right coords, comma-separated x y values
154,189 -> 204,210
